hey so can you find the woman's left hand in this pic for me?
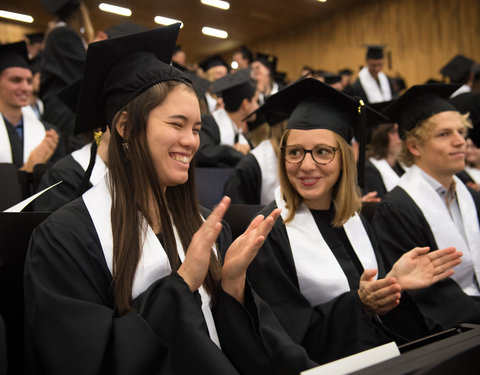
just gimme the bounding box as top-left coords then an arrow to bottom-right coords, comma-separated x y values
386,246 -> 462,290
221,208 -> 282,304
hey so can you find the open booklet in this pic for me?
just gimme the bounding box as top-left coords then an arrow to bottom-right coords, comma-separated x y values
302,341 -> 400,375
3,181 -> 62,212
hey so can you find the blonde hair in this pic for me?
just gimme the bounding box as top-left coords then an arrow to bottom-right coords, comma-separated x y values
399,111 -> 471,167
278,129 -> 362,227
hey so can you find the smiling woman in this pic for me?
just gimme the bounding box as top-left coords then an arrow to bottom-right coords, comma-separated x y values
23,24 -> 318,375
246,78 -> 463,365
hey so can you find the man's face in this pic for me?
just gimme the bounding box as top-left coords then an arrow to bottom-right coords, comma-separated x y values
366,58 -> 384,79
411,111 -> 467,181
0,67 -> 33,109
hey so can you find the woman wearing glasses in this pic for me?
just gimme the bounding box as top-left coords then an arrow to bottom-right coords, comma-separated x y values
245,78 -> 463,365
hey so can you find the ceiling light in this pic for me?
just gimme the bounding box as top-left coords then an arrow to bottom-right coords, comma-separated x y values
317,0 -> 327,2
154,16 -> 184,28
0,10 -> 33,23
99,3 -> 132,17
201,0 -> 230,10
202,27 -> 228,39
231,61 -> 239,69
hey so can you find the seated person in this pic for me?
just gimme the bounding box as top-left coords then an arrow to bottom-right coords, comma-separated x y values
224,100 -> 286,205
374,84 -> 480,329
246,78 -> 462,364
196,69 -> 259,167
24,24 -> 316,375
0,41 -> 59,173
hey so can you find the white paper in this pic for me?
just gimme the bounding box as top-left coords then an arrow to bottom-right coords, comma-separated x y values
301,341 -> 400,375
3,180 -> 63,212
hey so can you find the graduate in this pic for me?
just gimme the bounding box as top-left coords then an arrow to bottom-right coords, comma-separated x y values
198,54 -> 229,113
24,24 -> 316,375
196,69 -> 258,167
223,100 -> 286,205
374,84 -> 480,328
39,0 -> 93,153
0,41 -> 59,172
245,78 -> 463,365
363,101 -> 405,198
348,45 -> 399,104
251,52 -> 284,105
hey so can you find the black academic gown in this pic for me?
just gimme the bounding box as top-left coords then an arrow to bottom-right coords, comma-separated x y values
246,202 -> 431,366
40,26 -> 86,153
347,77 -> 398,105
33,154 -> 89,212
196,114 -> 247,167
24,199 -> 315,375
362,160 -> 405,198
373,186 -> 480,329
223,153 -> 262,204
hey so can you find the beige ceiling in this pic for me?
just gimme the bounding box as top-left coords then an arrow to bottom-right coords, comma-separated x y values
2,0 -> 360,61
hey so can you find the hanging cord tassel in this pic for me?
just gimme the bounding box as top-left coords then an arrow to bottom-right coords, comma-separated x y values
355,98 -> 367,188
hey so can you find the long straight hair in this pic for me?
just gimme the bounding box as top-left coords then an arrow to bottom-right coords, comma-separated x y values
278,129 -> 362,227
108,81 -> 222,315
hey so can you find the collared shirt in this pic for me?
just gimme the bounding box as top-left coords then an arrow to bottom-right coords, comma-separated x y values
418,168 -> 468,242
3,115 -> 24,143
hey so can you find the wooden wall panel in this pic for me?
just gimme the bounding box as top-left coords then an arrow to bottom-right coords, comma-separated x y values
243,0 -> 480,87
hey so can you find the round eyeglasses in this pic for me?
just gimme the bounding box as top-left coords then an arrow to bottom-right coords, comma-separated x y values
281,144 -> 338,165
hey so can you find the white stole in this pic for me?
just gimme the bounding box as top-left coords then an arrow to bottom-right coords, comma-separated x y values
0,106 -> 46,164
212,108 -> 249,146
205,92 -> 217,114
250,140 -> 279,205
71,142 -> 108,186
465,166 -> 480,184
274,187 -> 378,306
358,66 -> 392,103
83,178 -> 221,346
398,165 -> 480,296
368,157 -> 400,192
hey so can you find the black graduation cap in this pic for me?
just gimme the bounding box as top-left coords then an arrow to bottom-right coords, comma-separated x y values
364,44 -> 386,60
383,84 -> 460,138
473,64 -> 480,82
449,92 -> 480,147
255,52 -> 277,73
25,32 -> 44,45
440,55 -> 475,84
75,23 -> 188,135
199,54 -> 228,72
366,100 -> 395,143
322,72 -> 342,85
40,0 -> 80,17
105,22 -> 147,39
187,73 -> 211,98
338,68 -> 353,76
58,78 -> 82,113
211,69 -> 256,108
0,41 -> 29,73
265,78 -> 387,186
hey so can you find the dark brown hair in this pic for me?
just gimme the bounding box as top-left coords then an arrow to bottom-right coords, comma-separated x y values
108,81 -> 221,315
366,123 -> 396,160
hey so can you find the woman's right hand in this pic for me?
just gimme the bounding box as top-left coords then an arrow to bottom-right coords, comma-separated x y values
358,269 -> 402,315
177,196 -> 231,292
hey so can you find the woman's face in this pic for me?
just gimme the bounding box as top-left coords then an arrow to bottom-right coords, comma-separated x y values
285,129 -> 342,210
146,85 -> 201,188
387,123 -> 402,156
466,138 -> 480,166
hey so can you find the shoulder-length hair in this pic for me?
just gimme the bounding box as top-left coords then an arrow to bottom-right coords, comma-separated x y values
108,80 -> 221,315
278,129 -> 362,227
366,123 -> 395,160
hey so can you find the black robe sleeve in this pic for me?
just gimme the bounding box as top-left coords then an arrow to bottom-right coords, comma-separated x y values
196,114 -> 245,167
362,160 -> 388,198
33,155 -> 89,212
223,153 -> 262,204
372,187 -> 480,329
40,26 -> 86,153
25,199 -> 315,375
246,202 -> 393,365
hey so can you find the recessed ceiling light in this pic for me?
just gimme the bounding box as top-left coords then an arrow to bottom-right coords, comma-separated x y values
201,0 -> 230,10
202,27 -> 228,39
99,3 -> 132,16
154,16 -> 184,28
0,10 -> 33,23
